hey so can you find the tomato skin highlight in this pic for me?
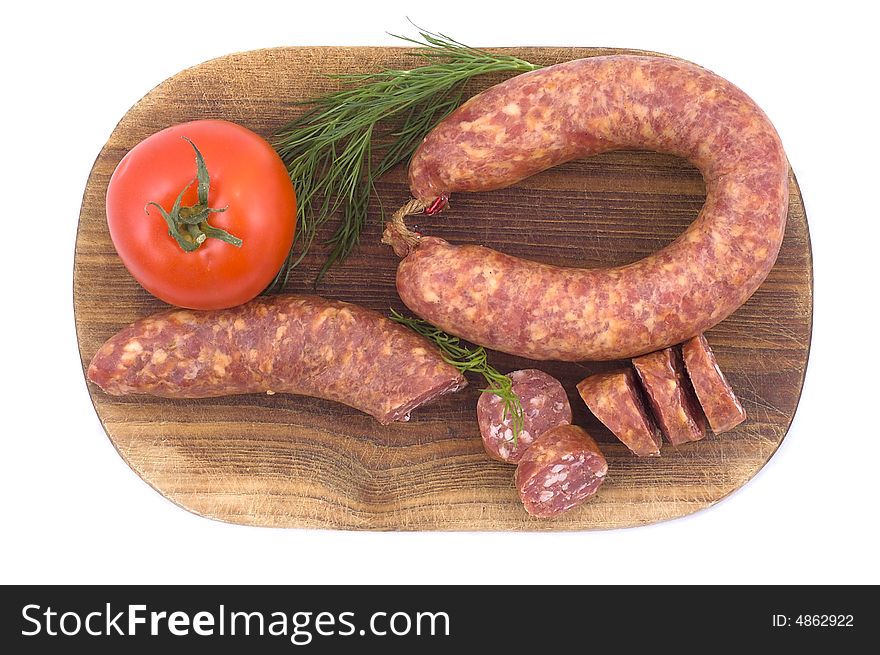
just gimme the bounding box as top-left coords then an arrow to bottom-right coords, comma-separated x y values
106,120 -> 297,310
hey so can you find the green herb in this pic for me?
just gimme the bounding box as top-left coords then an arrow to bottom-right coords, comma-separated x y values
270,24 -> 539,288
389,309 -> 524,441
145,137 -> 241,252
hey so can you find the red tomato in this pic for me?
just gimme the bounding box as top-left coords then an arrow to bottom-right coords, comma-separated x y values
106,120 -> 296,309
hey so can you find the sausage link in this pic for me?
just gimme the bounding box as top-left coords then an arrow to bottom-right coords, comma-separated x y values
87,295 -> 466,425
393,55 -> 788,361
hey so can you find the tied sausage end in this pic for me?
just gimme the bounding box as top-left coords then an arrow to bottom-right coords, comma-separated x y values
381,198 -> 432,258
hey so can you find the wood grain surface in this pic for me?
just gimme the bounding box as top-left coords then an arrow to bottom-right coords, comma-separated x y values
73,46 -> 813,530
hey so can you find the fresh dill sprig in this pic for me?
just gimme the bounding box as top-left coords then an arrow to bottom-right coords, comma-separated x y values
389,309 -> 524,440
270,24 -> 539,288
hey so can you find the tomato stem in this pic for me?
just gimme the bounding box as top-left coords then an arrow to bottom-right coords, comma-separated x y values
143,137 -> 242,251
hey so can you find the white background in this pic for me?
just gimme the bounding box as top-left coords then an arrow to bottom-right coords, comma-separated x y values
2,1 -> 877,584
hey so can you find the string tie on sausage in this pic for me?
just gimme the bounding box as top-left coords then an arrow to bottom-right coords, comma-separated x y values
382,198 -> 429,257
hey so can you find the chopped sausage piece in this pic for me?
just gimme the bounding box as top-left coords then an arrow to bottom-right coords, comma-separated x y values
680,334 -> 746,433
632,347 -> 707,445
477,369 -> 572,463
87,294 -> 467,425
577,369 -> 661,456
515,425 -> 607,518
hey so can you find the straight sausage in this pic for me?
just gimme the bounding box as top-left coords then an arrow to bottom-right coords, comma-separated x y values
389,55 -> 788,361
87,294 -> 466,425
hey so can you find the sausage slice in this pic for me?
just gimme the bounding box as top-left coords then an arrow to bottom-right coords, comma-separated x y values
477,369 -> 572,463
515,425 -> 607,518
577,369 -> 661,456
632,347 -> 707,445
680,334 -> 746,433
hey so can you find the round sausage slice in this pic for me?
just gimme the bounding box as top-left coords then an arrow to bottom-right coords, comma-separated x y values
515,425 -> 608,518
477,369 -> 572,463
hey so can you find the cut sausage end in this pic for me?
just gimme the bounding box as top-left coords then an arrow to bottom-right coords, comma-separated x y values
382,375 -> 468,425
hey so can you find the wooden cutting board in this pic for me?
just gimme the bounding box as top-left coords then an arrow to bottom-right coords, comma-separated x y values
74,46 -> 812,530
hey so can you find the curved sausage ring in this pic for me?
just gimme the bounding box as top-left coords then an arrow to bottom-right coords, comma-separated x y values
384,55 -> 789,361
